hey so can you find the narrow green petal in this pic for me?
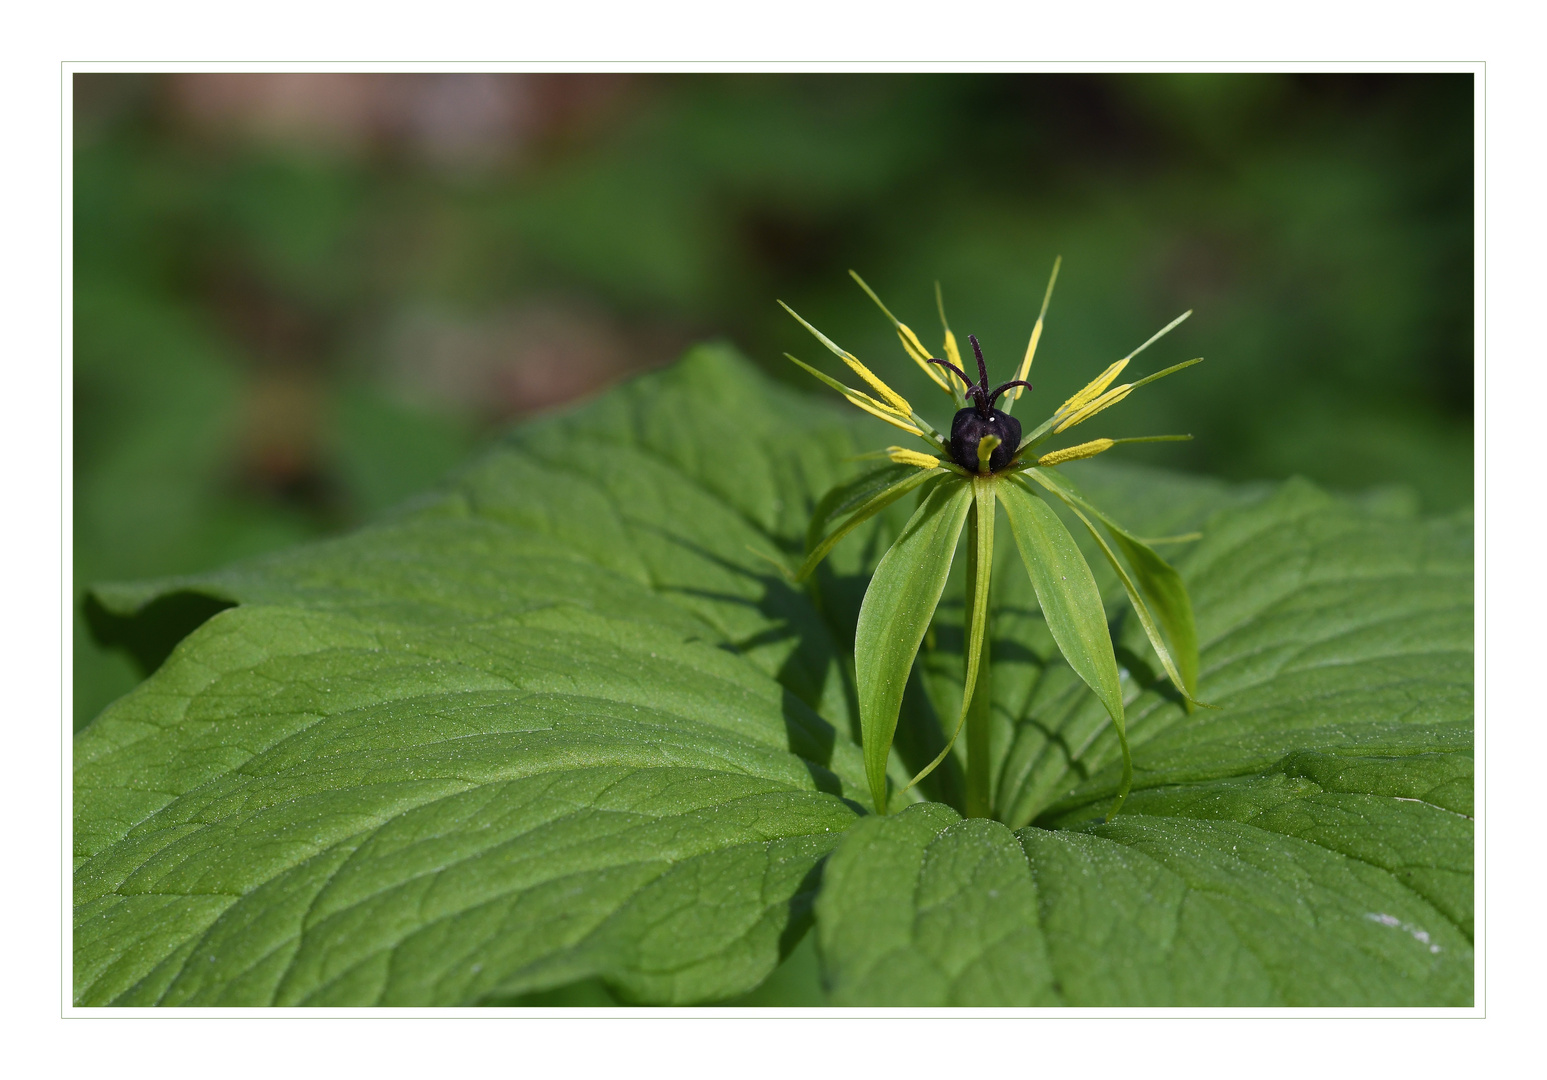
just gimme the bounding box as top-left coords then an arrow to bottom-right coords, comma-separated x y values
1109,434 -> 1193,446
1111,531 -> 1201,699
797,466 -> 944,582
902,476 -> 995,798
848,269 -> 904,325
1122,309 -> 1193,367
804,462 -> 912,551
1001,477 -> 1131,819
1003,255 -> 1061,416
1027,467 -> 1205,703
1127,355 -> 1204,392
855,477 -> 974,812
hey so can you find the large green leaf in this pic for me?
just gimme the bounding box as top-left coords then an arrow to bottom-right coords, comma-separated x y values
77,345 -> 882,1006
817,796 -> 1470,1005
815,803 -> 1057,1005
74,604 -> 863,1006
79,346 -> 1472,1006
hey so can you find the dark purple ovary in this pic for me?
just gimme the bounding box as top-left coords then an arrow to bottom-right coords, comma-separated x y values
949,407 -> 1022,473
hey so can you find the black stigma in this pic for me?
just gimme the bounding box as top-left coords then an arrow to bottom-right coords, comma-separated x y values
928,334 -> 1032,474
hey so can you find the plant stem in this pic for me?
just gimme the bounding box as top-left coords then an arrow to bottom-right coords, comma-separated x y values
964,481 -> 994,819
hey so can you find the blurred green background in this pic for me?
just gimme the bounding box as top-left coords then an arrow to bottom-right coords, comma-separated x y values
73,72 -> 1474,729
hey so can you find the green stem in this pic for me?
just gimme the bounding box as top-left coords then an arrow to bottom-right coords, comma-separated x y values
964,479 -> 994,819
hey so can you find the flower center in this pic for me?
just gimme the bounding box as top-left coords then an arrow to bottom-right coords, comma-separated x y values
926,333 -> 1030,473
948,406 -> 1021,473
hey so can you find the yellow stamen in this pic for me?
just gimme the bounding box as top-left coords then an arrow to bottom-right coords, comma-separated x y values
1058,359 -> 1130,416
785,353 -> 905,417
1053,384 -> 1133,433
1055,309 -> 1192,418
780,300 -> 913,416
852,398 -> 926,437
847,271 -> 954,397
898,324 -> 952,394
942,330 -> 965,382
1036,438 -> 1115,466
838,349 -> 913,416
1016,324 -> 1046,398
784,353 -> 925,438
935,283 -> 969,392
894,324 -> 928,363
887,446 -> 942,470
1012,255 -> 1061,400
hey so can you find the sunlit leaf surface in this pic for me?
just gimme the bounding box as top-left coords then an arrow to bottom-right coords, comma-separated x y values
79,347 -> 1472,1005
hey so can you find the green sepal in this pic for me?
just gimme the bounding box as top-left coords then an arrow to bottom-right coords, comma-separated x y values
798,465 -> 944,582
806,462 -> 911,548
1027,467 -> 1206,704
999,476 -> 1132,818
901,475 -> 995,798
854,476 -> 974,812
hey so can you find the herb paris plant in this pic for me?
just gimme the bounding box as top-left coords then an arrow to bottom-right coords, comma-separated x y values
77,345 -> 1473,1006
782,261 -> 1208,819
